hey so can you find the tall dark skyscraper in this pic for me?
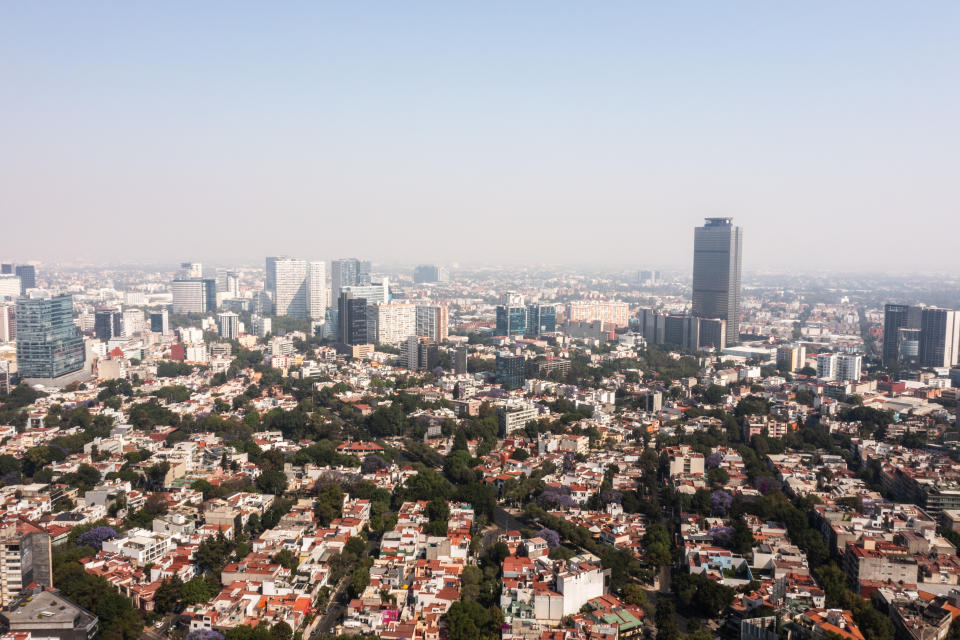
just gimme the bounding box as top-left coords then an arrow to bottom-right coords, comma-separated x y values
16,294 -> 85,381
14,265 -> 36,294
692,217 -> 743,345
338,291 -> 369,346
882,303 -> 922,366
94,309 -> 124,341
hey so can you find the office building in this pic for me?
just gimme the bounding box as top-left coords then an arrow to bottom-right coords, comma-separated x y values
454,346 -> 468,375
0,519 -> 53,606
215,269 -> 240,298
0,264 -> 10,274
171,278 -> 216,314
265,257 -> 308,318
413,264 -> 448,283
883,304 -> 922,367
0,275 -> 20,300
525,304 -> 557,337
638,270 -> 662,286
776,345 -> 806,372
495,292 -> 527,337
16,293 -> 86,383
251,314 -> 271,338
495,352 -> 525,389
637,308 -> 724,351
14,265 -> 35,294
338,292 -> 369,347
0,304 -> 15,342
919,307 -> 960,368
837,354 -> 862,382
331,258 -> 371,296
816,353 -> 837,381
692,217 -> 743,345
637,308 -> 666,345
93,309 -> 124,341
566,300 -> 630,327
698,317 -> 726,350
178,262 -> 202,279
341,279 -> 389,306
217,312 -> 240,340
366,303 -> 416,345
416,305 -> 448,342
149,309 -> 170,335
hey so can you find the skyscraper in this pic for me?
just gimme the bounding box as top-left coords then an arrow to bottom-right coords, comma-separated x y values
919,307 -> 960,368
14,265 -> 35,294
338,292 -> 369,346
150,309 -> 170,335
331,258 -> 371,296
495,292 -> 526,337
307,261 -> 327,321
171,278 -> 217,314
416,305 -> 449,342
94,309 -> 124,341
882,304 -> 922,366
265,257 -> 326,320
16,293 -> 85,382
692,217 -> 743,345
525,304 -> 556,337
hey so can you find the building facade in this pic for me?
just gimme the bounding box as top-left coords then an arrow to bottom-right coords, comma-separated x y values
692,217 -> 743,346
16,294 -> 85,381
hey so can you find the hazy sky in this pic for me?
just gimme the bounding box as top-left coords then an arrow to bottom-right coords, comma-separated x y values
2,2 -> 958,272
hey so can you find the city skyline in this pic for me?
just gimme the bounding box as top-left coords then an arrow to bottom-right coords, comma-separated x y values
2,3 -> 959,271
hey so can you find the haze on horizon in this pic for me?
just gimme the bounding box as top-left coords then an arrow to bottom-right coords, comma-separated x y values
1,2 -> 958,272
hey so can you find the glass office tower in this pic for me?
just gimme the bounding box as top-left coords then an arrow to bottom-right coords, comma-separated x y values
16,294 -> 85,379
692,217 -> 743,346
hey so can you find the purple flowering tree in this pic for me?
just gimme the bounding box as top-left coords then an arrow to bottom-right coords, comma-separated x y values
536,528 -> 561,548
708,525 -> 735,548
186,630 -> 225,640
711,490 -> 733,515
77,526 -> 117,550
361,454 -> 388,474
706,452 -> 723,469
755,476 -> 783,495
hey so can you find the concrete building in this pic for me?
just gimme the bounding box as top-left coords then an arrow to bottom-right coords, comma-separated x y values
366,303 -> 416,345
817,353 -> 838,381
217,312 -> 240,340
413,265 -> 448,283
0,275 -> 20,299
149,309 -> 169,335
566,300 -> 630,327
331,258 -> 371,296
836,354 -> 862,382
0,520 -> 53,606
251,314 -> 271,338
454,345 -> 468,375
0,589 -> 98,640
0,304 -> 16,342
496,352 -> 525,389
497,401 -> 538,437
692,217 -> 743,345
416,305 -> 448,342
919,307 -> 960,368
171,278 -> 216,314
93,309 -> 124,341
665,445 -> 705,477
496,293 -> 527,337
776,345 -> 806,372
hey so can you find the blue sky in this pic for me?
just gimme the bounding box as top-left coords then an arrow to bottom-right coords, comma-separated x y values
1,2 -> 958,271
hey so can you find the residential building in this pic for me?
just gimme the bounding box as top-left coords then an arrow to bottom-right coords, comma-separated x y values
217,312 -> 239,340
692,217 -> 743,345
454,346 -> 467,375
665,445 -> 705,477
0,589 -> 99,640
837,354 -> 862,382
251,314 -> 271,338
0,275 -> 20,299
566,300 -> 630,327
366,303 -> 416,345
307,260 -> 327,321
497,401 -> 538,436
415,305 -> 448,342
16,293 -> 86,383
0,520 -> 53,606
776,345 -> 806,372
265,257 -> 307,318
817,353 -> 837,381
0,304 -> 15,342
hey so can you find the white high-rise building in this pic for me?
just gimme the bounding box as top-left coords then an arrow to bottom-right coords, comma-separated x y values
0,275 -> 20,299
0,304 -> 15,342
308,261 -> 327,321
816,353 -> 837,381
123,309 -> 145,335
268,257 -> 308,318
366,303 -> 417,345
251,314 -> 272,338
179,262 -> 203,279
837,354 -> 862,382
218,312 -> 240,340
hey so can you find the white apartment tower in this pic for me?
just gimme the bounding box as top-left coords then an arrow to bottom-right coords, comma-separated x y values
816,353 -> 838,381
416,305 -> 448,342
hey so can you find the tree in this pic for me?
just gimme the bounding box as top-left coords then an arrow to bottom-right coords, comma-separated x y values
256,470 -> 288,495
154,576 -> 183,614
77,526 -> 118,550
655,599 -> 680,640
182,576 -> 217,605
269,622 -> 292,640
